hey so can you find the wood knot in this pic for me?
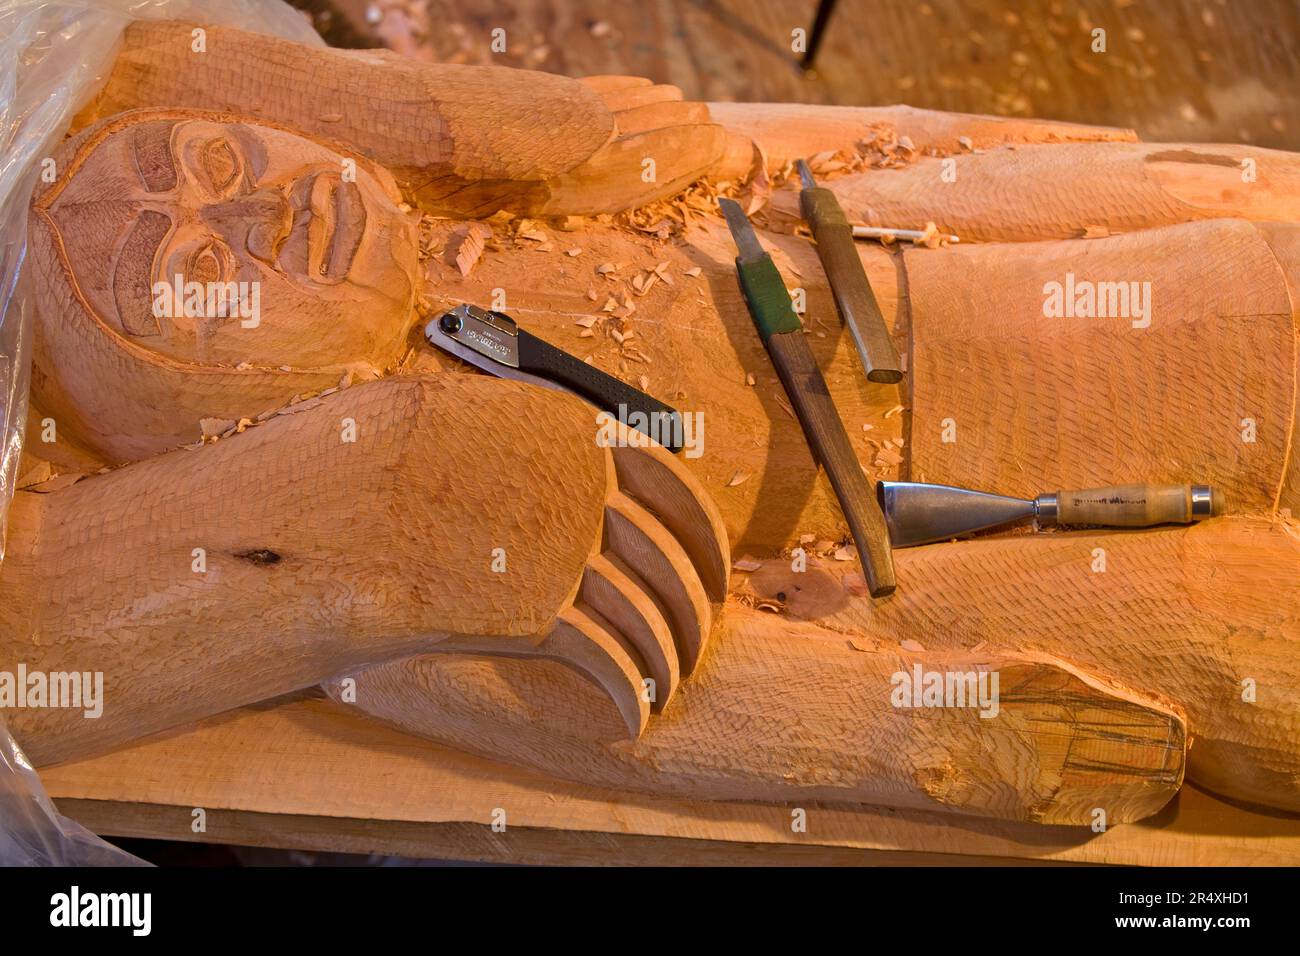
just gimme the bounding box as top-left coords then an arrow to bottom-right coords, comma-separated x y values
236,548 -> 282,566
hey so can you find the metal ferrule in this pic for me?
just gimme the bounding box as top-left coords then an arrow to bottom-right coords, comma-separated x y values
1033,493 -> 1059,525
1190,485 -> 1215,518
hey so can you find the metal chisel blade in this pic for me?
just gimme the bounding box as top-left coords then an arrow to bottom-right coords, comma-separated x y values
719,198 -> 767,263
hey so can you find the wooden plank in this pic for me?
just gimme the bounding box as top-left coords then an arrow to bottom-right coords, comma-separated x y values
39,699 -> 1300,866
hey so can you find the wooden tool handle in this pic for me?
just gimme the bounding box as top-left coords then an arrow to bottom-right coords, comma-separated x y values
801,189 -> 902,384
1053,484 -> 1224,526
766,332 -> 896,596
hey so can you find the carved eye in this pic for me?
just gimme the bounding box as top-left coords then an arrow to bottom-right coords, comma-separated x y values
188,240 -> 233,286
203,139 -> 240,193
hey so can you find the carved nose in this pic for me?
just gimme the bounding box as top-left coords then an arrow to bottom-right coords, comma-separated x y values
202,188 -> 291,264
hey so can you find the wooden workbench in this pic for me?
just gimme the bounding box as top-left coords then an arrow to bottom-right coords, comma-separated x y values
39,696 -> 1300,865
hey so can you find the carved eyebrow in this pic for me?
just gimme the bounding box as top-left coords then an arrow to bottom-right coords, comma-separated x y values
229,125 -> 268,181
112,209 -> 172,337
131,120 -> 179,192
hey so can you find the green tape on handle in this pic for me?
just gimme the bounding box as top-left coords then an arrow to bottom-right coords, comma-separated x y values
736,256 -> 803,341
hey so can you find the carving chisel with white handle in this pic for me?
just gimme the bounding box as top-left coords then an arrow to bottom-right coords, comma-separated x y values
720,198 -> 896,597
426,303 -> 684,453
877,480 -> 1225,548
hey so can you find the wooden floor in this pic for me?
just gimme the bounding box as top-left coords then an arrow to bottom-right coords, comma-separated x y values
316,0 -> 1300,149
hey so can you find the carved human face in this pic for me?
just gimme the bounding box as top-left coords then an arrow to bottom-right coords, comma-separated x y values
40,112 -> 418,368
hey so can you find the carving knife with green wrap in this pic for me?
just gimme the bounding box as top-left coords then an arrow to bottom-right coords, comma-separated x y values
719,198 -> 897,597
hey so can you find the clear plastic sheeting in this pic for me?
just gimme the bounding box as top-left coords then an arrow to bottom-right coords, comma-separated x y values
0,0 -> 323,865
0,716 -> 149,865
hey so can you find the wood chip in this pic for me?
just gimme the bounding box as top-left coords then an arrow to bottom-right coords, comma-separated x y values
448,222 -> 491,277
16,460 -> 53,489
27,472 -> 85,493
746,372 -> 756,386
201,417 -> 236,438
883,405 -> 905,418
596,263 -> 618,275
732,555 -> 763,572
900,639 -> 926,652
832,545 -> 856,562
684,267 -> 702,278
727,470 -> 751,487
575,316 -> 598,328
276,397 -> 324,416
565,247 -> 583,256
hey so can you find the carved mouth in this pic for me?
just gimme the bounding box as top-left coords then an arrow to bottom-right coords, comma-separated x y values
282,171 -> 366,282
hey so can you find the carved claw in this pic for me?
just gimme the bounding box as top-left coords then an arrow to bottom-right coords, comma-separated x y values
520,431 -> 730,738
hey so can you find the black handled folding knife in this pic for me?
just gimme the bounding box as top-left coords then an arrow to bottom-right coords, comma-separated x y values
425,303 -> 685,453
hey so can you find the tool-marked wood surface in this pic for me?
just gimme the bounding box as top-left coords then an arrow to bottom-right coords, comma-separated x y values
773,142 -> 1300,243
76,20 -> 735,219
907,218 -> 1296,513
327,611 -> 1184,825
0,375 -> 727,761
7,21 -> 1300,846
38,697 -> 1300,866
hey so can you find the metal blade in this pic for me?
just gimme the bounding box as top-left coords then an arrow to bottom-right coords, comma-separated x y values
718,198 -> 766,263
795,159 -> 816,191
424,310 -> 568,396
876,481 -> 1036,548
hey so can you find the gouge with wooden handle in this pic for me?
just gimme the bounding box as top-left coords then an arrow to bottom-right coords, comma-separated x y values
720,197 -> 896,597
878,481 -> 1225,548
797,160 -> 902,384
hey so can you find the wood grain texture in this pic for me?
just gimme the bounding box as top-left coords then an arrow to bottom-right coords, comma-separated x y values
10,23 -> 1300,829
776,142 -> 1300,243
332,609 -> 1184,825
0,376 -> 611,764
39,697 -> 1300,866
908,218 -> 1294,513
75,21 -> 729,218
828,517 -> 1300,813
710,102 -> 1137,171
